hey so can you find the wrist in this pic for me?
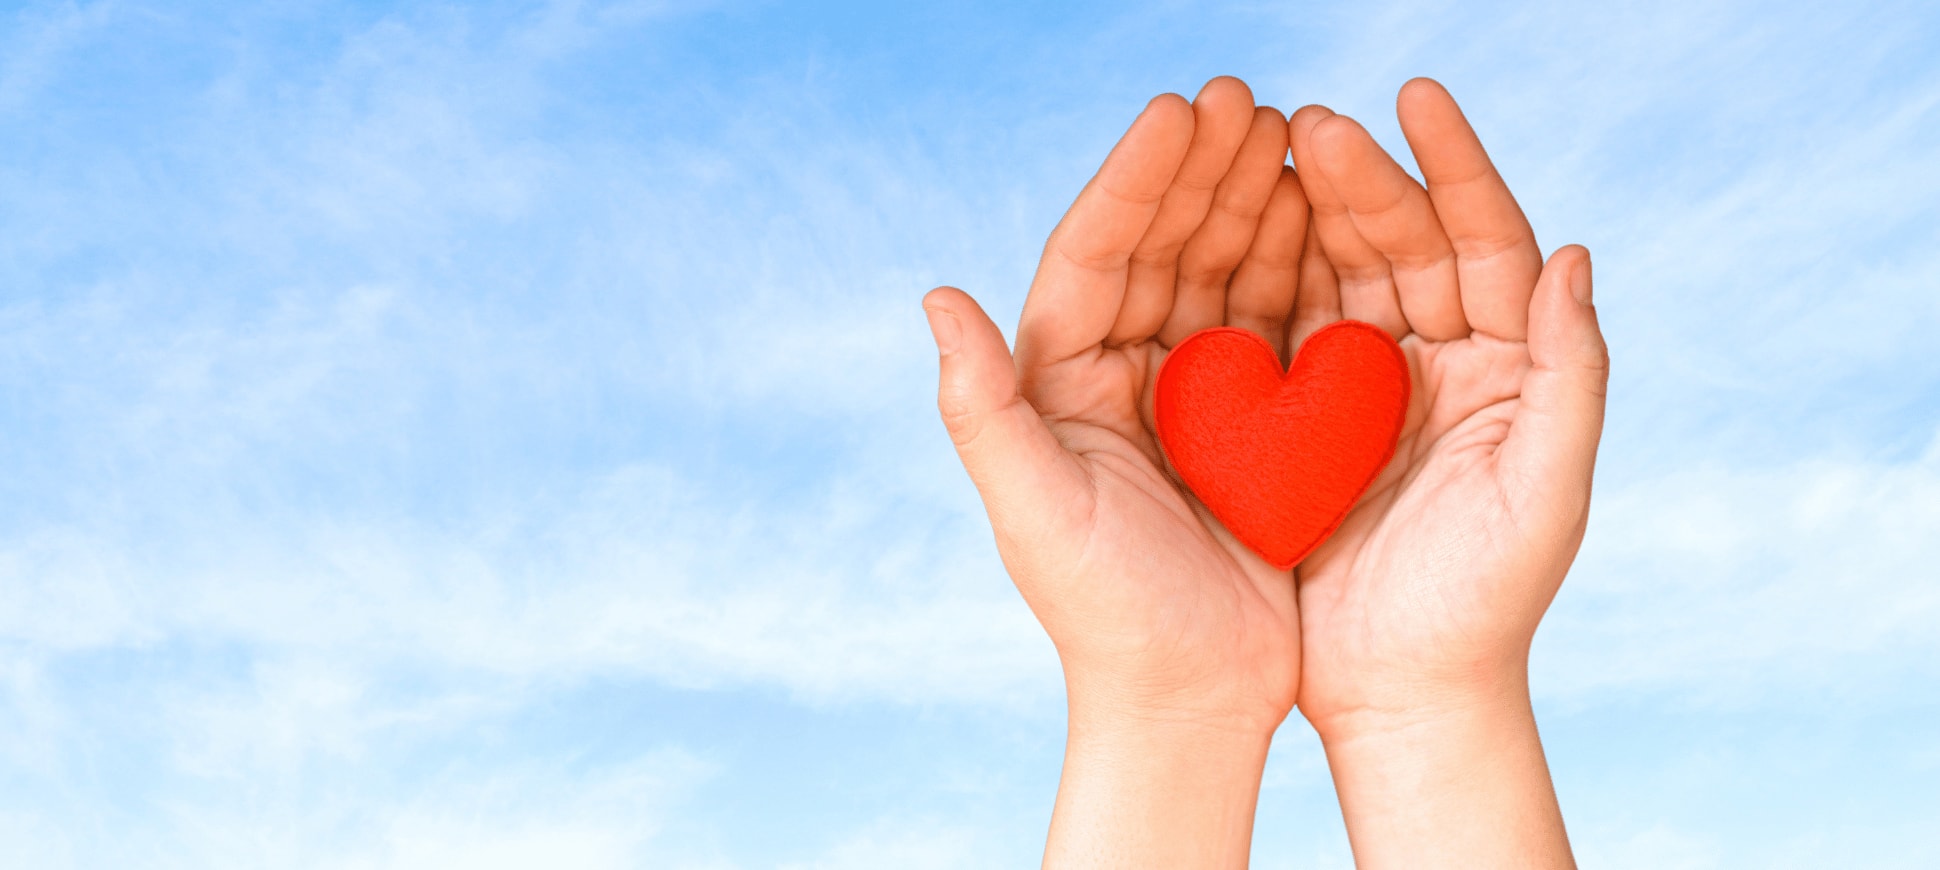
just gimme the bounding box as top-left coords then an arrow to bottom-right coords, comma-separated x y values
1066,698 -> 1278,764
1300,644 -> 1534,746
1311,672 -> 1574,869
1047,699 -> 1275,869
1062,656 -> 1295,743
1305,663 -> 1532,748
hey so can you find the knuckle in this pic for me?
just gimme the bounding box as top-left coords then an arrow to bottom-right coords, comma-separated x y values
937,395 -> 986,447
1585,349 -> 1611,396
1052,238 -> 1126,274
1569,346 -> 1611,398
1128,238 -> 1189,270
939,391 -> 1033,449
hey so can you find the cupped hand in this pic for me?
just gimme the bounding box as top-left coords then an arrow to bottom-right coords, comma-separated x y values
1283,78 -> 1610,737
923,77 -> 1315,734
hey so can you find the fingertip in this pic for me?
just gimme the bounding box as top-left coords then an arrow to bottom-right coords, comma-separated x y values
1274,164 -> 1306,201
1309,114 -> 1365,155
1535,245 -> 1590,302
923,285 -> 963,311
1145,91 -> 1192,117
1196,75 -> 1255,107
923,287 -> 968,355
1103,95 -> 1196,196
930,293 -> 1019,419
1229,167 -> 1309,283
1547,244 -> 1592,304
1227,107 -> 1289,173
1288,104 -> 1336,139
1135,93 -> 1196,142
1188,77 -> 1257,148
1397,76 -> 1453,112
1551,243 -> 1592,267
1396,78 -> 1480,152
1530,244 -> 1607,372
1287,105 -> 1337,180
1251,106 -> 1290,149
924,285 -> 1002,333
1308,115 -> 1378,182
1261,167 -> 1309,235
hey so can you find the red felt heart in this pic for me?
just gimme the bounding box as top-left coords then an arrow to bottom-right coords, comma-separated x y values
1154,322 -> 1411,570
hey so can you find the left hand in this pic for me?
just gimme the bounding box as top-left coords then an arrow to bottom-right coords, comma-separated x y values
1282,78 -> 1609,738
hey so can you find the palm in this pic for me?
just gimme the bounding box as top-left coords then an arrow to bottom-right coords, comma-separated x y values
1279,84 -> 1607,726
1297,335 -> 1537,713
930,78 -> 1317,728
1029,340 -> 1302,724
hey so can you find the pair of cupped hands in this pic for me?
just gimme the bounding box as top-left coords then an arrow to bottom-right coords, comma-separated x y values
924,77 -> 1607,867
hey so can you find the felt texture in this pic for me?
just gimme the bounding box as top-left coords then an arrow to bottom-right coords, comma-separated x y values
1154,322 -> 1411,570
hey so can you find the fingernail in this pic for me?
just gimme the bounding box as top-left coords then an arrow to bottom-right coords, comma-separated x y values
924,306 -> 960,354
1570,254 -> 1593,305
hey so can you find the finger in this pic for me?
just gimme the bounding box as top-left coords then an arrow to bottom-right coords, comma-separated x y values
1396,77 -> 1542,342
1223,166 -> 1308,359
1309,114 -> 1469,342
1496,246 -> 1607,536
925,287 -> 1094,534
1285,218 -> 1342,355
1013,94 -> 1196,367
1105,77 -> 1257,347
1288,106 -> 1408,339
1158,105 -> 1291,347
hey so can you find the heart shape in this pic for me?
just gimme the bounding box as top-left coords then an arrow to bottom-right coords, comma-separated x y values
1154,322 -> 1411,570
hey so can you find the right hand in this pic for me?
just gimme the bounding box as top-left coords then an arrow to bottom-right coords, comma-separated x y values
923,76 -> 1314,735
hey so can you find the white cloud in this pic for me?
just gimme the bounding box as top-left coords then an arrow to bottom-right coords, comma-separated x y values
1256,0 -> 1940,460
1537,429 -> 1940,702
1210,0 -> 1940,707
3,1 -> 1939,865
0,810 -> 75,870
780,816 -> 996,870
339,751 -> 713,870
1578,823 -> 1722,870
0,455 -> 1054,708
156,746 -> 715,870
0,0 -> 1064,714
0,642 -> 717,867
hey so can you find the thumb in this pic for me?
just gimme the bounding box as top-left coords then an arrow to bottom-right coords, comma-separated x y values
923,286 -> 1091,536
1497,245 -> 1610,534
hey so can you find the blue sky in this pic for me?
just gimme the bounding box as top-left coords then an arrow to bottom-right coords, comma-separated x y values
1,0 -> 1937,866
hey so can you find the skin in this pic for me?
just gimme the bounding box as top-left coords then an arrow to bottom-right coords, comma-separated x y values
923,76 -> 1607,868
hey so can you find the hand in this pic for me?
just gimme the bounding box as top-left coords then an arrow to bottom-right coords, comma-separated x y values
1286,79 -> 1606,867
923,77 -> 1313,866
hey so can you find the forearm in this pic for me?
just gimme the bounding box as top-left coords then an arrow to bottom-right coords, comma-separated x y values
1315,674 -> 1574,870
1043,699 -> 1274,869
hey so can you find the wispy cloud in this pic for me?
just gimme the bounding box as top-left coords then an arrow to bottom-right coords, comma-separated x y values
1,0 -> 1937,864
778,816 -> 994,870
163,747 -> 715,869
1541,428 -> 1940,703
